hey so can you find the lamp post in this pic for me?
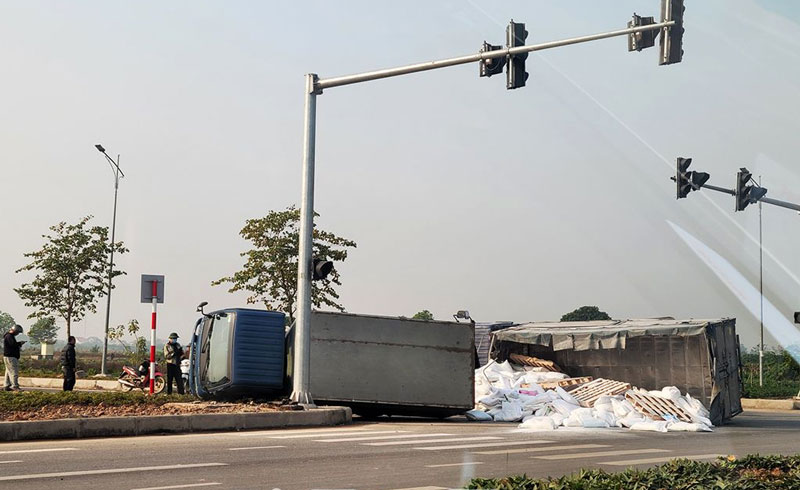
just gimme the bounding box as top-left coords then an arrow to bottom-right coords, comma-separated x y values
95,144 -> 124,376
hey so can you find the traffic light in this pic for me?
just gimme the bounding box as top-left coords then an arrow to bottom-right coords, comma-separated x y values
628,14 -> 657,52
312,258 -> 333,281
675,157 -> 709,199
506,20 -> 529,90
735,168 -> 768,211
479,42 -> 506,77
659,0 -> 685,65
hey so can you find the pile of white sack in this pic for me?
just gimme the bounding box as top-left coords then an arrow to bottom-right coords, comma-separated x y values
467,360 -> 714,432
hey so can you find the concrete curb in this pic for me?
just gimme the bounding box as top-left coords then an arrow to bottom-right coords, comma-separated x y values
0,407 -> 352,441
741,398 -> 800,410
19,377 -> 121,391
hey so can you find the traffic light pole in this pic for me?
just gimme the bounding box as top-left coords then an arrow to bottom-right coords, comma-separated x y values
701,183 -> 800,213
290,18 -> 675,407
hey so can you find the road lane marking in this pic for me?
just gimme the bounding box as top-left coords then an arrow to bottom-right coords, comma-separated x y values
270,430 -> 405,439
415,440 -> 553,451
227,446 -> 286,451
0,448 -> 77,455
474,444 -> 611,455
316,433 -> 453,442
425,462 -> 484,468
366,436 -> 502,446
0,463 -> 228,482
601,454 -> 725,466
534,449 -> 670,460
131,484 -> 222,490
0,461 -> 22,464
237,427 -> 373,437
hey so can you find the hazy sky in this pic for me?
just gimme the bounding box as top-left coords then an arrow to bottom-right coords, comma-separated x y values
2,0 -> 800,349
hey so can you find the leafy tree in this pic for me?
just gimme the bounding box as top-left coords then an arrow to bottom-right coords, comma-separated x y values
213,206 -> 356,325
27,316 -> 58,345
412,310 -> 434,321
15,216 -> 128,339
560,305 -> 611,322
108,319 -> 147,364
0,311 -> 15,333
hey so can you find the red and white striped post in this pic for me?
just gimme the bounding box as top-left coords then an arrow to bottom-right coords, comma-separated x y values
149,280 -> 157,394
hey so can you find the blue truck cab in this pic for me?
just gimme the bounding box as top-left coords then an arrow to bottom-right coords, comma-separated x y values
188,308 -> 286,398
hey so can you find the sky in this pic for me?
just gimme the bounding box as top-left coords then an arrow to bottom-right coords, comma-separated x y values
1,0 -> 800,349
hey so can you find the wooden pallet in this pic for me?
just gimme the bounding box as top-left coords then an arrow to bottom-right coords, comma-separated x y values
569,378 -> 631,407
509,353 -> 562,372
535,376 -> 593,390
625,389 -> 693,422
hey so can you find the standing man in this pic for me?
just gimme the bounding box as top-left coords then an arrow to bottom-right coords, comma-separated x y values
163,332 -> 184,395
3,325 -> 25,391
61,336 -> 76,391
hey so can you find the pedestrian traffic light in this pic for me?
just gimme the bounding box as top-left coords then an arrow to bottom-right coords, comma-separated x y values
675,157 -> 708,199
659,0 -> 685,65
628,14 -> 657,52
735,168 -> 767,211
506,20 -> 529,90
479,42 -> 506,77
312,258 -> 333,281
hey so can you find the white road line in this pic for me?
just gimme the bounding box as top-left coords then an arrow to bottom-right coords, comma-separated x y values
474,444 -> 611,455
366,436 -> 502,447
535,449 -> 670,460
0,461 -> 23,464
270,430 -> 404,439
131,483 -> 222,490
425,462 -> 484,468
0,448 -> 77,455
601,454 -> 725,466
237,427 -> 372,437
0,463 -> 228,482
316,433 -> 452,442
227,446 -> 286,451
415,440 -> 553,451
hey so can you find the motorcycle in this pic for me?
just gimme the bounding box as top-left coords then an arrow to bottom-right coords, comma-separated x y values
118,360 -> 166,394
180,358 -> 190,393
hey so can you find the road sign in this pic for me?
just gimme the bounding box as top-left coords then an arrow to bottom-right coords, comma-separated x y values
140,274 -> 165,303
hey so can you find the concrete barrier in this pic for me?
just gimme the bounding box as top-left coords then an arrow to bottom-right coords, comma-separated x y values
18,377 -> 123,391
0,407 -> 351,441
741,398 -> 799,410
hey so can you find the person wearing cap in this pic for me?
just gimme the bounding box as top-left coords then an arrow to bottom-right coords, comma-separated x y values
163,332 -> 184,395
3,325 -> 25,391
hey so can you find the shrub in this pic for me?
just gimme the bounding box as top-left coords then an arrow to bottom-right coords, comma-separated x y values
467,455 -> 800,489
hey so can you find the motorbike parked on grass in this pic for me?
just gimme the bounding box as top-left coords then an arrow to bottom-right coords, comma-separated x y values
118,360 -> 166,394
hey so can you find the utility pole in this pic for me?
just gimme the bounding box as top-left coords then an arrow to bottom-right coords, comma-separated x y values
291,1 -> 686,406
95,144 -> 124,376
759,176 -> 764,387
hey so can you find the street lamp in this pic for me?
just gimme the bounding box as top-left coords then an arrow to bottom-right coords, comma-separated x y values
95,144 -> 124,376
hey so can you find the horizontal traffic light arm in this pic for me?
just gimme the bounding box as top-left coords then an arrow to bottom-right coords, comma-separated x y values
700,183 -> 800,213
314,20 -> 675,92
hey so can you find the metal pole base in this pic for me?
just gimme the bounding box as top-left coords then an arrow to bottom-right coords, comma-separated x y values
290,390 -> 316,408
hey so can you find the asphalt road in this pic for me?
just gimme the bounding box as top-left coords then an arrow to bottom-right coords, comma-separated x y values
0,410 -> 798,489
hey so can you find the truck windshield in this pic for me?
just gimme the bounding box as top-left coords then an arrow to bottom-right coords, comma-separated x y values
204,313 -> 234,388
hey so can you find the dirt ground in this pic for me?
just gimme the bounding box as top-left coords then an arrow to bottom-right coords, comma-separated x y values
2,401 -> 297,421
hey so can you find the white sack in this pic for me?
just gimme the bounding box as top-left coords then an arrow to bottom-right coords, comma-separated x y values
494,401 -> 525,422
518,416 -> 557,430
667,421 -> 713,432
556,386 -> 580,406
630,420 -> 669,432
552,399 -> 581,416
465,409 -> 494,421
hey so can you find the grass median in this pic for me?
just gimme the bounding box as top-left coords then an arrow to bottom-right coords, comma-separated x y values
0,391 -> 195,411
467,454 -> 800,489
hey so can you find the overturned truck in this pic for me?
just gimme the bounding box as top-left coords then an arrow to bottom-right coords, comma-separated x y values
489,318 -> 743,425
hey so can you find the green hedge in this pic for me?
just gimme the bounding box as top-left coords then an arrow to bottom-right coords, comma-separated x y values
741,349 -> 800,399
467,455 -> 800,489
0,391 -> 194,411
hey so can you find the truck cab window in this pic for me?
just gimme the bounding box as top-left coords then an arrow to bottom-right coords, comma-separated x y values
205,313 -> 234,387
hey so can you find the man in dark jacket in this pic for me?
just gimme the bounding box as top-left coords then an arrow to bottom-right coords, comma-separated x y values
163,332 -> 184,395
61,336 -> 77,391
3,325 -> 25,391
